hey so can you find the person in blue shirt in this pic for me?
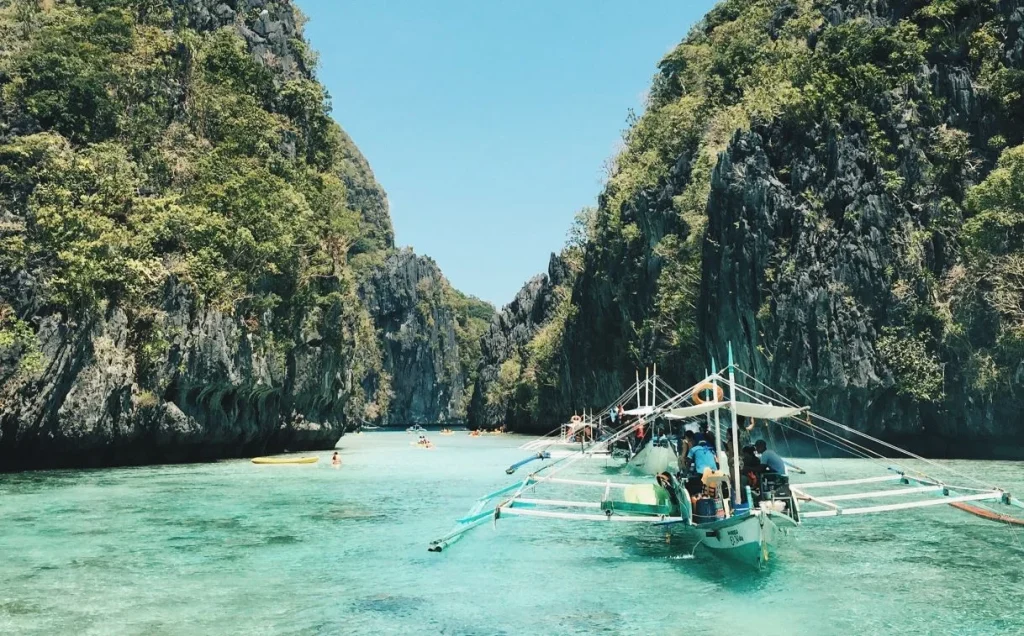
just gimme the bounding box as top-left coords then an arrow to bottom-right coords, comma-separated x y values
755,439 -> 787,475
687,440 -> 717,476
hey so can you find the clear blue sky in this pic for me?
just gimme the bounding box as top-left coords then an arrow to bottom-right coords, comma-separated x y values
299,0 -> 717,307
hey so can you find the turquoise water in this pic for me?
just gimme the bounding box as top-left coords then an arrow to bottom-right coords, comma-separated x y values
2,432 -> 1024,635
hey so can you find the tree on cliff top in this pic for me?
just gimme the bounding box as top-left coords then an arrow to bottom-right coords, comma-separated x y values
0,0 -> 391,424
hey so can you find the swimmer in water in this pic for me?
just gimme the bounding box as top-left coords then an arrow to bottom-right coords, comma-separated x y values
331,451 -> 341,466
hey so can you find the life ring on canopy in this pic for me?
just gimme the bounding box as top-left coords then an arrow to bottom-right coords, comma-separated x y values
692,382 -> 724,405
570,415 -> 582,424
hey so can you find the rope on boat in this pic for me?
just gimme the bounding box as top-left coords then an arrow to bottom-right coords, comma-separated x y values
732,366 -> 1000,492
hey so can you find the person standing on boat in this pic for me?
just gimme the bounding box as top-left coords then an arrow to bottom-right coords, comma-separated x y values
687,439 -> 717,476
678,430 -> 696,473
755,440 -> 786,475
701,423 -> 716,452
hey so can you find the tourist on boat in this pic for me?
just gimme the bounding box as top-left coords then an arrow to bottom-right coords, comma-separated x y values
687,439 -> 717,476
331,452 -> 341,466
694,424 -> 706,445
739,445 -> 763,499
701,423 -> 716,451
718,439 -> 731,477
755,439 -> 786,475
679,430 -> 696,471
740,445 -> 761,471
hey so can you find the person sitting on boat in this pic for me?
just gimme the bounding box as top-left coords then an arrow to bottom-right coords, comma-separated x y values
740,445 -> 763,499
655,427 -> 669,447
755,439 -> 787,475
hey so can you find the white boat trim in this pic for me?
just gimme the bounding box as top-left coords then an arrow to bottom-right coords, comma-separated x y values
813,485 -> 944,502
800,491 -> 1005,518
500,508 -> 673,522
795,475 -> 903,488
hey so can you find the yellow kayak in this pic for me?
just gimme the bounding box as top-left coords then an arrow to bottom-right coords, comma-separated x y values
251,456 -> 319,465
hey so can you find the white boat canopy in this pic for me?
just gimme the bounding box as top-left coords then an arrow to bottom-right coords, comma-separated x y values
663,402 -> 720,419
622,406 -> 656,416
665,402 -> 805,420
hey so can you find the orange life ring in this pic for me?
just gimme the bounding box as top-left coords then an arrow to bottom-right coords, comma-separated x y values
570,415 -> 582,424
692,382 -> 724,405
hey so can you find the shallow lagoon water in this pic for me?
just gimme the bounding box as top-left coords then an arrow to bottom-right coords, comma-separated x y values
2,432 -> 1023,635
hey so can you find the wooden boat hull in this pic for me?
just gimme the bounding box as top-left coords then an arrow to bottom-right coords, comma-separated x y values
251,456 -> 319,465
684,509 -> 794,569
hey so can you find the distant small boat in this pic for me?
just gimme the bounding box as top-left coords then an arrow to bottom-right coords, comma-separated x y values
251,456 -> 319,465
407,424 -> 427,434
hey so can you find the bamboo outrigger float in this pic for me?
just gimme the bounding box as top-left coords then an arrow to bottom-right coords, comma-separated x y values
430,343 -> 1024,569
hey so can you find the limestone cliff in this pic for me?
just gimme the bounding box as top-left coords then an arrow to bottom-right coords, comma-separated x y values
0,0 -> 396,469
361,250 -> 493,425
472,0 -> 1024,457
468,254 -> 569,430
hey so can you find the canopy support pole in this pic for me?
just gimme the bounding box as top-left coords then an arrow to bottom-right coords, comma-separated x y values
728,343 -> 741,504
636,370 -> 641,410
711,358 -> 721,456
645,367 -> 650,408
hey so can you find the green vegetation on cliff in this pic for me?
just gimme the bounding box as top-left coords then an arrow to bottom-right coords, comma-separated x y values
474,0 -> 1024,454
0,0 -> 401,464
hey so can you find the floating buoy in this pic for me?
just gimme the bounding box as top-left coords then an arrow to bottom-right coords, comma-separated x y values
692,382 -> 724,404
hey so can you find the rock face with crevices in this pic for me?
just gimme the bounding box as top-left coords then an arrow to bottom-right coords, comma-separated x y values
0,0 -> 422,470
472,0 -> 1024,457
468,254 -> 569,430
360,250 -> 466,425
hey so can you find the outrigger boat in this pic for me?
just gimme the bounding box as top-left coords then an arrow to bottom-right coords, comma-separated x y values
519,367 -> 675,461
430,343 -> 1024,569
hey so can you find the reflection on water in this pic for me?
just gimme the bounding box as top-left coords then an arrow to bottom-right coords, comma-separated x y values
1,433 -> 1023,635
